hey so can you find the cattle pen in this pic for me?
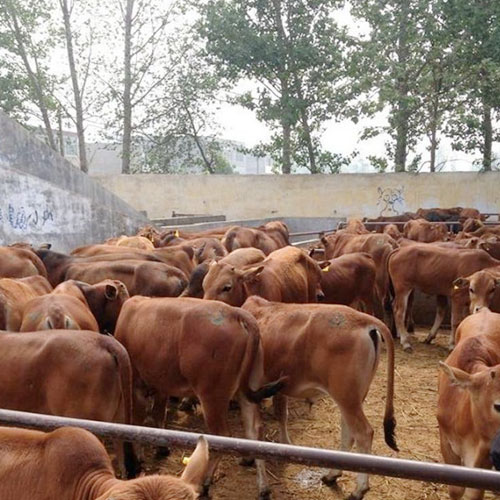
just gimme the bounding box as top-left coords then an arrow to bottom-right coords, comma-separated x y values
1,408 -> 499,496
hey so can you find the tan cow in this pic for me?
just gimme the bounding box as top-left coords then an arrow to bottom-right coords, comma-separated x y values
258,220 -> 290,246
389,245 -> 500,350
317,252 -> 376,314
181,248 -> 266,299
403,219 -> 449,243
438,309 -> 500,500
115,235 -> 156,251
0,329 -> 138,478
344,218 -> 369,234
222,225 -> 285,255
0,276 -> 52,330
114,296 -> 284,497
0,426 -> 208,500
0,246 -> 47,278
202,246 -> 323,306
242,297 -> 397,500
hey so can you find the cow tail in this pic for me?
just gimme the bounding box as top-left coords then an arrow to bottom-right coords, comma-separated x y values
104,337 -> 141,478
238,312 -> 286,403
222,230 -> 237,252
371,323 -> 398,452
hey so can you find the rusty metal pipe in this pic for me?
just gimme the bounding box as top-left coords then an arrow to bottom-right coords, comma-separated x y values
0,409 -> 499,492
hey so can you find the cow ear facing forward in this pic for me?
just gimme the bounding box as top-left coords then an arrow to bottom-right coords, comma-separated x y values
181,436 -> 209,491
439,361 -> 472,388
105,283 -> 118,300
452,277 -> 470,290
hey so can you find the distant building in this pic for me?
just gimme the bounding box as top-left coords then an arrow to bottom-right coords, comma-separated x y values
36,129 -> 273,175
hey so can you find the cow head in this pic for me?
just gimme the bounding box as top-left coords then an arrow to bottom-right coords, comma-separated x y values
96,436 -> 208,500
79,279 -> 130,334
453,272 -> 500,314
440,362 -> 500,445
202,261 -> 263,306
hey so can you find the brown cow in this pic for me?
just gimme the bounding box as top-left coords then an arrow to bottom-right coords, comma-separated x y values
36,250 -> 187,296
321,232 -> 397,321
0,276 -> 53,331
222,226 -> 285,255
258,220 -> 290,246
0,329 -> 138,478
363,213 -> 417,233
70,244 -> 195,278
242,296 -> 397,500
19,280 -> 129,333
317,253 -> 376,314
344,218 -> 369,234
181,248 -> 266,299
114,296 -> 284,497
403,219 -> 449,243
202,246 -> 323,306
0,246 -> 47,278
0,426 -> 208,500
383,223 -> 402,241
389,245 -> 500,350
438,310 -> 500,500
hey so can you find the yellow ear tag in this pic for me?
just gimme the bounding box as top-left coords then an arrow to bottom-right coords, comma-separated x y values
175,230 -> 180,238
182,456 -> 191,465
322,266 -> 330,273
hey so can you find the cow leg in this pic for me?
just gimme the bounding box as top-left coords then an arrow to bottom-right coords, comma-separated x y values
322,414 -> 354,484
200,396 -> 231,496
393,289 -> 413,351
273,394 -> 292,444
150,394 -> 171,458
238,394 -> 271,499
449,303 -> 463,351
424,295 -> 448,344
440,434 -> 464,499
406,291 -> 415,333
461,449 -> 490,500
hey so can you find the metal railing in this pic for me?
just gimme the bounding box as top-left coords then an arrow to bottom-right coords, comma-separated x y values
0,409 -> 499,492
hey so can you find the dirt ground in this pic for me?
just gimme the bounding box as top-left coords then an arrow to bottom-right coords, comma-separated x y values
135,328 -> 498,500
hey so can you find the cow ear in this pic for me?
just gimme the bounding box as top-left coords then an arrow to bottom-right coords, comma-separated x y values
453,277 -> 469,290
242,266 -> 264,282
105,284 -> 118,300
181,436 -> 209,491
320,236 -> 328,246
439,362 -> 472,388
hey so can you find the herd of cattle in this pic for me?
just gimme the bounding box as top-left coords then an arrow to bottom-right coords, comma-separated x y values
1,206 -> 500,499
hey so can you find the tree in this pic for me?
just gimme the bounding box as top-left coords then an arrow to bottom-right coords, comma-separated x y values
57,0 -> 90,173
0,0 -> 58,149
97,0 -> 178,174
199,0 -> 350,174
440,0 -> 500,171
351,0 -> 433,172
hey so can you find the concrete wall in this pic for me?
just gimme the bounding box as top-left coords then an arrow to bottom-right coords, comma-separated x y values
94,172 -> 500,220
0,111 -> 148,252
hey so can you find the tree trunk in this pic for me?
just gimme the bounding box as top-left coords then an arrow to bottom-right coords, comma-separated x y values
282,120 -> 292,174
60,0 -> 88,173
394,0 -> 410,173
296,88 -> 317,173
482,99 -> 492,171
57,107 -> 65,156
122,0 -> 134,174
5,0 -> 56,151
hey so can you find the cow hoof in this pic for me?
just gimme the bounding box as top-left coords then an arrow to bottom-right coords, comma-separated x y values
178,397 -> 197,413
321,474 -> 341,487
423,336 -> 433,344
200,483 -> 211,499
258,487 -> 271,499
403,344 -> 413,353
239,457 -> 255,466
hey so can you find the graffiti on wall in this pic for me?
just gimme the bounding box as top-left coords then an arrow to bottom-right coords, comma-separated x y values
0,204 -> 54,232
377,186 -> 405,216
